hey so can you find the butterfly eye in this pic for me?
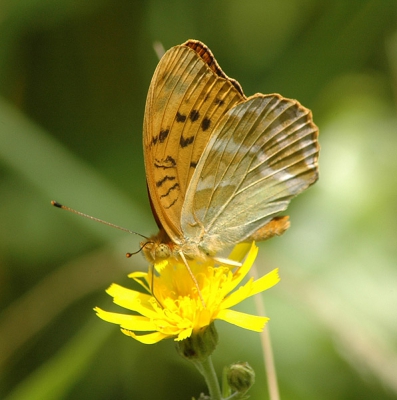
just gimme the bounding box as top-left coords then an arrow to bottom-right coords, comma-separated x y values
154,243 -> 171,260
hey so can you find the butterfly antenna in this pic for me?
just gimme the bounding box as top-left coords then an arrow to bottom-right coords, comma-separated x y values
126,241 -> 153,258
51,200 -> 149,240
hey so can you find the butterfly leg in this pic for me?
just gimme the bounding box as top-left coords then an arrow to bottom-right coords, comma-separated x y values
148,264 -> 164,308
177,250 -> 206,308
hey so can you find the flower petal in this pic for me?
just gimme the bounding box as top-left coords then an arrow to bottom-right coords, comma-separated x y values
216,309 -> 269,332
154,259 -> 168,272
128,271 -> 151,292
94,307 -> 157,331
121,316 -> 157,331
95,307 -> 127,324
121,329 -> 170,344
105,284 -> 163,320
221,268 -> 279,309
220,279 -> 254,309
106,284 -> 150,308
176,328 -> 193,341
228,242 -> 252,262
224,243 -> 258,293
249,268 -> 280,296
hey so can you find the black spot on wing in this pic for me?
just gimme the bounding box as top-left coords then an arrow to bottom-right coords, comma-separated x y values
156,175 -> 175,187
165,197 -> 178,209
180,135 -> 195,148
176,112 -> 187,122
154,155 -> 176,169
160,183 -> 180,199
159,129 -> 169,143
190,161 -> 198,168
189,110 -> 200,122
166,155 -> 176,165
201,117 -> 211,131
215,98 -> 225,106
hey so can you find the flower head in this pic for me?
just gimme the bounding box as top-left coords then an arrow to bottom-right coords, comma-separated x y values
95,242 -> 279,344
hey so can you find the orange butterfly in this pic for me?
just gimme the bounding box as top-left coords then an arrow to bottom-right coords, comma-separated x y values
141,40 -> 319,267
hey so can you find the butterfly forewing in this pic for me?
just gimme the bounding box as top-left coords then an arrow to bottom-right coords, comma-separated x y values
180,93 -> 319,254
144,41 -> 245,242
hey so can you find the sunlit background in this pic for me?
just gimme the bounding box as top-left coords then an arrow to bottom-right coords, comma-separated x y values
1,1 -> 397,399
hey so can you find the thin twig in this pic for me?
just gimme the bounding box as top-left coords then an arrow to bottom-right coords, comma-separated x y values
251,263 -> 280,400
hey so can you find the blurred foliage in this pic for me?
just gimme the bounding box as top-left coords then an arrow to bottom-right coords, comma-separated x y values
1,1 -> 397,399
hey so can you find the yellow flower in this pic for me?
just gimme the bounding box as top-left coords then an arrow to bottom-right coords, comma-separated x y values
94,242 -> 279,344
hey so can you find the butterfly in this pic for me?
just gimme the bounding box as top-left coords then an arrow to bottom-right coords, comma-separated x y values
141,40 -> 319,267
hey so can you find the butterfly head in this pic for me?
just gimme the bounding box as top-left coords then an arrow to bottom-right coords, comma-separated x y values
141,228 -> 174,264
141,228 -> 213,265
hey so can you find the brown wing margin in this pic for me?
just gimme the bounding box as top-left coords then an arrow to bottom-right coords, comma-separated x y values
183,40 -> 245,97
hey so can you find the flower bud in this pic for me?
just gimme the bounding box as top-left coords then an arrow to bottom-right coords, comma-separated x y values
226,361 -> 255,393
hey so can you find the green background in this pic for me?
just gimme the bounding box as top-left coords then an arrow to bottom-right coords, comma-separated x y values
1,1 -> 397,399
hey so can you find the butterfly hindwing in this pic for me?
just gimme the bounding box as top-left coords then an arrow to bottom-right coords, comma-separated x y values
180,93 -> 319,255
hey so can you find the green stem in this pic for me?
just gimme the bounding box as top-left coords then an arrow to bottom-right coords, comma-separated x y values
194,356 -> 222,400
